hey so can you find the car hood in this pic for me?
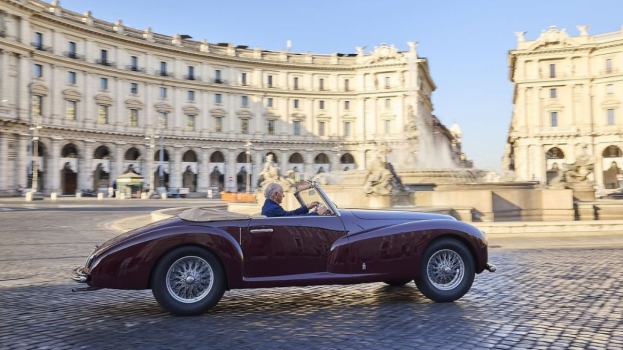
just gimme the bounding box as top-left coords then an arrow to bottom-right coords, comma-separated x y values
348,209 -> 456,221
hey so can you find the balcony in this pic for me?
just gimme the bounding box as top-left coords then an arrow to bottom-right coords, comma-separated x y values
63,52 -> 84,60
184,75 -> 201,81
385,85 -> 391,89
212,78 -> 226,84
126,65 -> 145,73
96,59 -> 116,67
156,70 -> 174,78
31,42 -> 51,51
600,68 -> 619,75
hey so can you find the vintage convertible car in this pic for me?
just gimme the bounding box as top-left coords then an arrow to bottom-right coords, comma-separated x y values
71,181 -> 496,316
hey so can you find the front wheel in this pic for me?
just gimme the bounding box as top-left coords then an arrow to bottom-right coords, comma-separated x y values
151,246 -> 225,316
415,238 -> 475,302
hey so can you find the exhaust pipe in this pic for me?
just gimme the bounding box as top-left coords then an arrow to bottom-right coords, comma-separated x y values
72,286 -> 102,292
485,263 -> 497,272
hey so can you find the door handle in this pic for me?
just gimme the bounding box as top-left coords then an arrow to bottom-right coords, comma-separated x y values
250,228 -> 273,233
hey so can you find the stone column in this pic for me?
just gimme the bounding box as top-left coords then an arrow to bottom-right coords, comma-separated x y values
170,147 -> 182,188
226,149 -> 237,192
18,55 -> 30,121
0,133 -> 8,195
79,141 -> 94,191
253,149 -> 263,191
280,150 -> 289,175
357,98 -> 366,139
51,64 -> 62,124
83,72 -> 93,125
354,149 -> 366,171
0,51 -> 9,105
145,83 -> 154,128
198,147 -> 210,192
17,134 -> 29,188
515,144 -> 529,181
114,143 -> 125,180
49,138 -> 61,193
331,150 -> 340,172
304,150 -> 314,180
20,15 -> 31,45
115,78 -> 124,129
594,155 -> 604,189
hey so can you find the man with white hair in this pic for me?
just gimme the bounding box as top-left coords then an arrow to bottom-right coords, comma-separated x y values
261,182 -> 327,217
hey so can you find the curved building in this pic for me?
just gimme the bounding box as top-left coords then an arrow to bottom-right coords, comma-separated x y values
0,0 -> 465,196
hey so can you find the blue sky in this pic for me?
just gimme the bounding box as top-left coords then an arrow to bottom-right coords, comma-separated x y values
51,0 -> 623,170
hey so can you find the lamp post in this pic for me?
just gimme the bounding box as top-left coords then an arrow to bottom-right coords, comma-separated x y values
30,120 -> 42,195
245,140 -> 252,193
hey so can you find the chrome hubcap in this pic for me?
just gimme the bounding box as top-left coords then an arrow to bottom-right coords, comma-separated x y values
426,249 -> 465,291
166,256 -> 214,303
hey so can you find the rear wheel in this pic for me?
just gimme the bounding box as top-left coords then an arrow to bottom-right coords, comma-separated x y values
151,246 -> 225,316
383,279 -> 413,287
415,238 -> 475,302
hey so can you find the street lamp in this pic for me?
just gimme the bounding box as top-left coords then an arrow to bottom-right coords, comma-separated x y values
245,140 -> 252,193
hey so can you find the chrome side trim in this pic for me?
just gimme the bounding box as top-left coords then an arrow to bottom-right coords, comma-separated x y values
250,228 -> 273,233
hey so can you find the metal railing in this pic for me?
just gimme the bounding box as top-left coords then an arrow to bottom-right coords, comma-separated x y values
126,65 -> 146,73
212,78 -> 226,84
31,42 -> 51,51
156,70 -> 174,78
95,59 -> 116,67
63,52 -> 84,60
183,75 -> 201,81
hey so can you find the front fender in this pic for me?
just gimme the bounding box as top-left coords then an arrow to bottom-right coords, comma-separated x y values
88,225 -> 244,290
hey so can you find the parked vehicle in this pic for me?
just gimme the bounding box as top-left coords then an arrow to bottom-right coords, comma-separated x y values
80,189 -> 98,197
71,180 -> 496,315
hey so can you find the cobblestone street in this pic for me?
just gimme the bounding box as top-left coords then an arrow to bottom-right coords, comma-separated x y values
1,209 -> 622,349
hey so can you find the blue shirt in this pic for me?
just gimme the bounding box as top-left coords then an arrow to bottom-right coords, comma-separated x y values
261,199 -> 318,217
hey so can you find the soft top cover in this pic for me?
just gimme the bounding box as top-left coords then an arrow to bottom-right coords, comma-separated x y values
178,207 -> 251,222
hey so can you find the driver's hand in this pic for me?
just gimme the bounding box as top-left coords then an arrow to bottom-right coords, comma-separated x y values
317,205 -> 328,215
307,201 -> 320,210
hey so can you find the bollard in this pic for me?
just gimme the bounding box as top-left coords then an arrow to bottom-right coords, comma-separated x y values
50,193 -> 57,201
141,192 -> 147,200
97,193 -> 103,200
161,193 -> 167,200
76,192 -> 82,199
25,192 -> 33,202
207,189 -> 213,199
119,193 -> 125,200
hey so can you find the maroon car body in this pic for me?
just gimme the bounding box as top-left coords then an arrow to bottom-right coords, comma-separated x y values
72,182 -> 496,315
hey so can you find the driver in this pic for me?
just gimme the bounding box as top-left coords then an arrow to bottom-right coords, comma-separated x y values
261,183 -> 328,217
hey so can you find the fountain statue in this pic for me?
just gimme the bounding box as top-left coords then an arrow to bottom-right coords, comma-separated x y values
548,146 -> 596,201
256,154 -> 295,191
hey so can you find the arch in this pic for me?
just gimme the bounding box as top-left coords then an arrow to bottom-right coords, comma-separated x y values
61,143 -> 79,158
93,145 -> 111,159
545,147 -> 564,159
340,153 -> 355,164
603,145 -> 623,158
266,152 -> 278,163
154,149 -> 170,161
289,152 -> 304,163
124,147 -> 141,161
236,151 -> 252,163
182,150 -> 197,162
210,151 -> 225,163
314,153 -> 329,164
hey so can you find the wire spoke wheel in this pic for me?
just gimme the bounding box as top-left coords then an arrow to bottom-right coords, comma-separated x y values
426,249 -> 465,291
165,256 -> 214,303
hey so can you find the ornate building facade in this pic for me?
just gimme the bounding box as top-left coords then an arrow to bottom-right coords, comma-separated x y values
0,0 -> 467,196
505,25 -> 623,190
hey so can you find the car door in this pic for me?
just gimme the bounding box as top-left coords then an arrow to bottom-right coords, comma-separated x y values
242,215 -> 348,279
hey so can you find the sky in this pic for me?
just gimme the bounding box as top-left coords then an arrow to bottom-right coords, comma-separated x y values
49,0 -> 623,170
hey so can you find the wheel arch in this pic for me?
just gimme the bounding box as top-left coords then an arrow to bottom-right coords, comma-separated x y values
423,233 -> 479,274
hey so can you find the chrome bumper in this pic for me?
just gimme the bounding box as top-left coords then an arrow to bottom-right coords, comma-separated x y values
71,266 -> 89,283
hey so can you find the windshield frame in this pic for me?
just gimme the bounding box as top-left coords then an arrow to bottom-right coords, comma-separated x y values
293,181 -> 340,217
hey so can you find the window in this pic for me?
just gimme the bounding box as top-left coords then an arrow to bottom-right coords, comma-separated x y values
344,101 -> 350,110
319,100 -> 325,110
267,75 -> 273,87
385,98 -> 391,108
241,96 -> 248,107
215,69 -> 222,82
160,61 -> 167,74
318,121 -> 326,136
550,88 -> 557,98
188,66 -> 195,79
241,72 -> 247,85
215,116 -> 223,132
344,121 -> 351,136
130,83 -> 138,94
188,90 -> 195,101
267,120 -> 276,135
293,120 -> 301,135
241,119 -> 249,134
68,71 -> 76,84
68,41 -> 76,54
607,84 -> 614,94
319,78 -> 324,90
159,112 -> 168,128
384,119 -> 391,134
129,109 -> 138,127
267,98 -> 273,108
344,79 -> 350,91
66,100 -> 77,120
385,76 -> 390,88
100,49 -> 108,62
549,64 -> 556,78
35,32 -> 42,45
160,87 -> 167,99
130,56 -> 138,69
606,59 -> 613,73
294,99 -> 299,109
98,105 -> 109,124
550,111 -> 558,127
608,109 -> 615,125
294,77 -> 299,89
33,95 -> 43,115
187,115 -> 196,131
100,78 -> 108,90
215,93 -> 222,104
34,64 -> 42,77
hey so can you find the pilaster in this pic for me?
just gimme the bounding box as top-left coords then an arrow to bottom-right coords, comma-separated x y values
198,147 -> 210,192
225,149 -> 237,192
49,138 -> 61,192
0,133 -> 8,195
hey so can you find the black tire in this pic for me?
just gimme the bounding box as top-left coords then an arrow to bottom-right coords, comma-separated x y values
151,246 -> 225,316
383,279 -> 413,287
415,238 -> 475,302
